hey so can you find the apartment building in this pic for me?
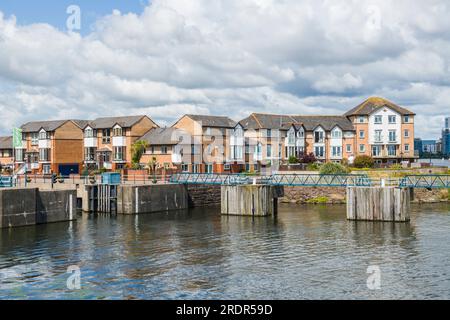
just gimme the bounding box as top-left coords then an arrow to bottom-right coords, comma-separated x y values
171,114 -> 239,173
83,116 -> 158,170
0,136 -> 13,170
345,97 -> 416,164
239,114 -> 355,169
139,127 -> 180,171
15,120 -> 88,175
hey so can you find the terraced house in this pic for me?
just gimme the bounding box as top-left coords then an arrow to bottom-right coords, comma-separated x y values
172,114 -> 240,173
82,116 -> 158,170
139,127 -> 181,171
15,120 -> 88,175
0,136 -> 13,170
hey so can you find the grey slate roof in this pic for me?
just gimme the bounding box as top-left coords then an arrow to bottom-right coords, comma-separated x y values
86,115 -> 148,129
184,115 -> 237,128
0,136 -> 12,149
344,97 -> 415,116
139,128 -> 179,145
21,120 -> 88,133
240,113 -> 354,131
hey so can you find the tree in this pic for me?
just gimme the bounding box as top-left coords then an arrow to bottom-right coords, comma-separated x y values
147,156 -> 159,183
131,140 -> 148,168
353,155 -> 375,168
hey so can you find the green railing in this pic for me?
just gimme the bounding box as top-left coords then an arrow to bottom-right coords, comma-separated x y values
399,175 -> 450,189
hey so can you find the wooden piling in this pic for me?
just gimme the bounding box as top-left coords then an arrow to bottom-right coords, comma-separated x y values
346,187 -> 410,222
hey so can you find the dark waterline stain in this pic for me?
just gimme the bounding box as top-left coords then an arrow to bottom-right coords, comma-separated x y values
1,203 -> 450,300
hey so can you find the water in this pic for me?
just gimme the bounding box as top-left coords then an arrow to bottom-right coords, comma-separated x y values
1,203 -> 450,300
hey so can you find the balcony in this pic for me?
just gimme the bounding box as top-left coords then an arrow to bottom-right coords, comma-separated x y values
84,137 -> 97,148
112,136 -> 126,147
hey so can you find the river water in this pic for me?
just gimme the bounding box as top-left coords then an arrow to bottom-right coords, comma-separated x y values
1,203 -> 450,300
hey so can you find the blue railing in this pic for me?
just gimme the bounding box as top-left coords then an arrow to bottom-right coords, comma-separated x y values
0,176 -> 14,188
170,173 -> 372,187
399,175 -> 450,189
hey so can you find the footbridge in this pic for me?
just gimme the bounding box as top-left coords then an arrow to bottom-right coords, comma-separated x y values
170,173 -> 450,189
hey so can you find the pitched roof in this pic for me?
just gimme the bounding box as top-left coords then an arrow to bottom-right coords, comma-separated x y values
139,127 -> 180,145
86,115 -> 149,129
21,120 -> 87,133
0,136 -> 12,149
239,113 -> 297,130
184,115 -> 237,128
344,97 -> 415,116
240,113 -> 354,131
291,115 -> 354,131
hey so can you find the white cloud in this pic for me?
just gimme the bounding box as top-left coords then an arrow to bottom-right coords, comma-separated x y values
1,0 -> 450,139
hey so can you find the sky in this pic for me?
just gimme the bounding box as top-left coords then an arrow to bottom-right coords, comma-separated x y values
0,0 -> 449,139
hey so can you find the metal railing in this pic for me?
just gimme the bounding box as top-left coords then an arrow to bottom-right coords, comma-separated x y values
399,175 -> 450,189
269,174 -> 372,187
170,173 -> 250,185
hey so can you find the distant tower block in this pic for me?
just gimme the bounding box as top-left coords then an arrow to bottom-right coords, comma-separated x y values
347,187 -> 410,222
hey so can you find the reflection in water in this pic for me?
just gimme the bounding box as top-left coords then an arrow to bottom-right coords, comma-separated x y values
1,203 -> 450,299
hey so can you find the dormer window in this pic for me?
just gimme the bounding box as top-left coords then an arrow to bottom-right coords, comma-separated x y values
39,130 -> 50,140
297,129 -> 304,138
84,127 -> 94,138
358,116 -> 365,123
234,125 -> 243,137
331,127 -> 342,138
404,115 -> 410,123
113,126 -> 123,137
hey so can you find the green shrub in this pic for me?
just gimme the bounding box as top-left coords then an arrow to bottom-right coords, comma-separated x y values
306,163 -> 321,171
353,155 -> 374,168
288,156 -> 299,164
306,196 -> 329,204
319,162 -> 349,175
390,163 -> 403,170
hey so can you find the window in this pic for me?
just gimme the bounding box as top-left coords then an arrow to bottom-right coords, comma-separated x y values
114,146 -> 125,161
39,131 -> 50,140
181,164 -> 189,172
102,129 -> 111,144
288,131 -> 295,144
374,130 -> 382,142
346,144 -> 352,153
404,115 -> 410,123
84,128 -> 94,138
404,129 -> 409,138
359,144 -> 365,153
84,147 -> 96,161
256,143 -> 262,154
389,130 -> 396,142
331,129 -> 342,138
359,130 -> 365,139
405,144 -> 410,152
314,131 -> 324,143
297,130 -> 304,138
267,144 -> 272,157
31,133 -> 39,145
388,145 -> 397,156
234,126 -> 243,137
267,129 -> 272,138
43,164 -> 51,174
279,143 -> 282,158
15,149 -> 24,162
191,144 -> 196,155
224,164 -> 231,171
372,145 -> 381,157
192,164 -> 200,173
314,146 -> 324,158
113,127 -> 123,137
245,143 -> 249,154
358,116 -> 365,123
205,164 -> 213,173
388,115 -> 396,124
332,146 -> 342,157
374,115 -> 382,124
39,148 -> 50,161
161,146 -> 168,154
231,145 -> 243,160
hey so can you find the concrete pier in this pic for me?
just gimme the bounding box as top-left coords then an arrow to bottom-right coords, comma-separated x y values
221,185 -> 284,216
347,187 -> 410,222
116,184 -> 188,215
0,188 -> 77,228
